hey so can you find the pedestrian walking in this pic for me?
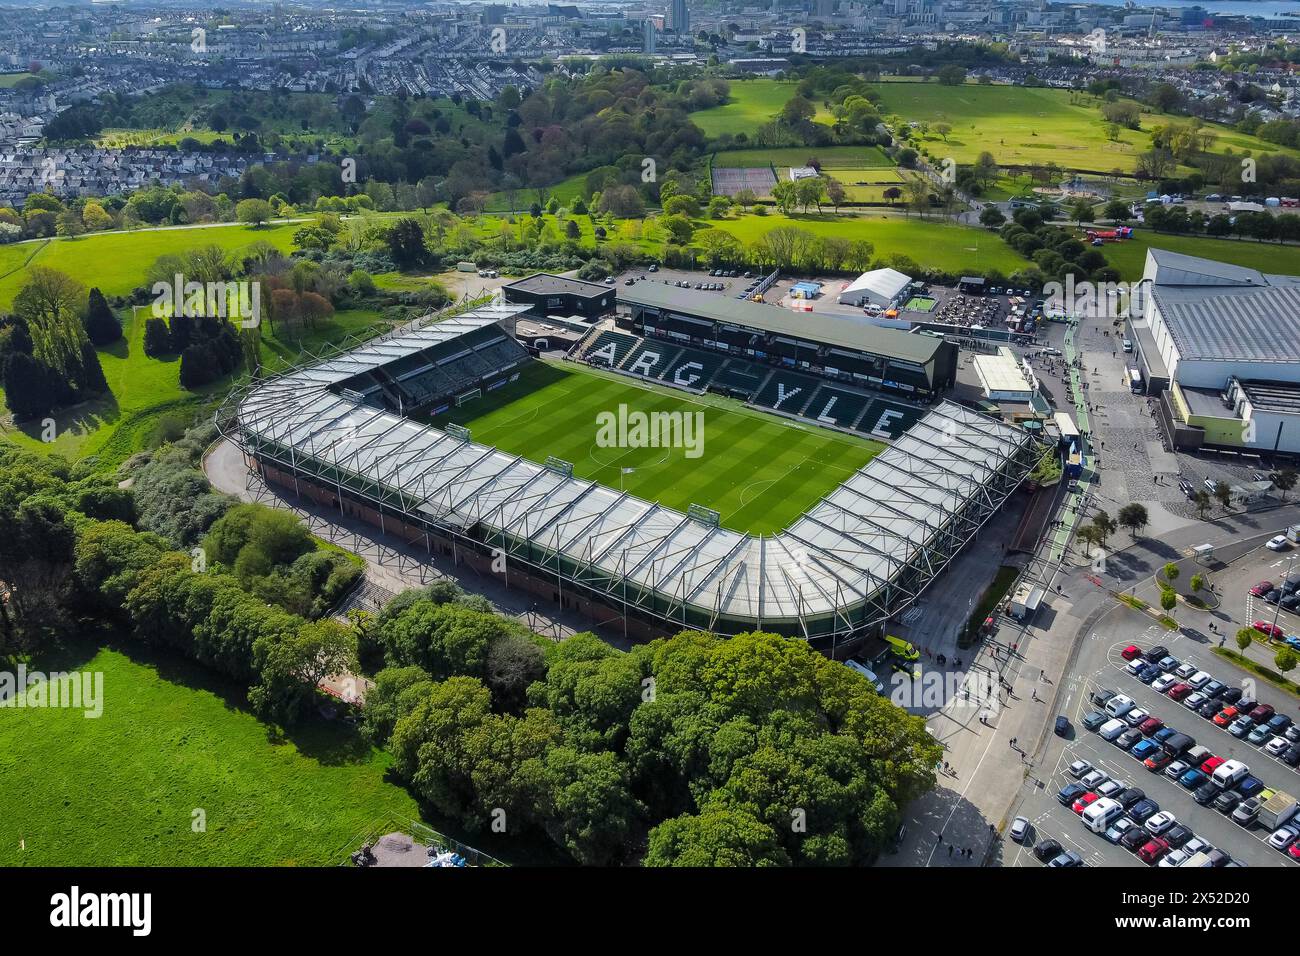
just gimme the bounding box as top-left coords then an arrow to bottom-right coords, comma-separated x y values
948,844 -> 954,857
1039,669 -> 1045,680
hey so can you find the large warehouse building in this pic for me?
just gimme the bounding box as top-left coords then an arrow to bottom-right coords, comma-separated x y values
619,282 -> 957,399
1127,249 -> 1300,454
224,303 -> 1039,649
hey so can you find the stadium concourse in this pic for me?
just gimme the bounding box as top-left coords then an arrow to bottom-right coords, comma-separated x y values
222,302 -> 1042,649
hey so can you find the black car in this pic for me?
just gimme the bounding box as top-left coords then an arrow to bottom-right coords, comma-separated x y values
1265,589 -> 1282,605
1082,710 -> 1108,731
1164,824 -> 1194,849
1282,745 -> 1300,768
1145,645 -> 1169,663
1138,664 -> 1162,683
1116,787 -> 1145,809
1212,791 -> 1242,814
1236,696 -> 1259,714
1057,783 -> 1087,806
1220,687 -> 1244,706
1282,595 -> 1300,612
1283,577 -> 1300,596
1128,799 -> 1159,824
1116,729 -> 1143,750
1034,838 -> 1063,862
1197,700 -> 1221,719
1120,827 -> 1150,851
1055,715 -> 1071,737
1194,781 -> 1219,805
1202,680 -> 1226,700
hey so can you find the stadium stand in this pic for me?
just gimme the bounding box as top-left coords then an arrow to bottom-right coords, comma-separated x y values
581,329 -> 642,369
622,340 -> 683,380
658,345 -> 727,390
856,396 -> 926,440
709,358 -> 767,399
801,384 -> 872,430
752,369 -> 823,416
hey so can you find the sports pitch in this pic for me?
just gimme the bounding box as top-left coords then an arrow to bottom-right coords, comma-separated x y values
430,361 -> 883,535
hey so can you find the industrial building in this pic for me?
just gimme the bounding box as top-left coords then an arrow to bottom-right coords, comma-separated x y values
618,282 -> 957,398
223,302 -> 1039,649
837,267 -> 912,310
502,273 -> 615,321
1126,249 -> 1300,455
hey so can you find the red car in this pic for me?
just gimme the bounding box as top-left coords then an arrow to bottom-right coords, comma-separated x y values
1249,581 -> 1274,597
1253,620 -> 1285,641
1167,683 -> 1192,701
1121,644 -> 1142,661
1144,751 -> 1172,772
1138,717 -> 1164,736
1071,792 -> 1099,814
1213,707 -> 1238,727
1138,837 -> 1171,865
1201,755 -> 1225,774
1288,843 -> 1300,862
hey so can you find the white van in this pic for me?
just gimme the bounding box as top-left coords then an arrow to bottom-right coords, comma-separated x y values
1098,718 -> 1127,741
1106,694 -> 1135,718
1082,797 -> 1124,834
843,660 -> 885,694
1211,759 -> 1249,789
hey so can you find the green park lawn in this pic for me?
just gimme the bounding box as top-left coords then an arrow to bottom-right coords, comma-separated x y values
0,222 -> 302,308
1099,231 -> 1300,281
712,211 -> 1030,274
431,361 -> 882,535
0,643 -> 426,866
870,82 -> 1300,175
714,144 -> 894,169
691,79 -> 837,138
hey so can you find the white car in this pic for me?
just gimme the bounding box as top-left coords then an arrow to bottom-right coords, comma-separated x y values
1080,770 -> 1108,789
1097,779 -> 1125,798
1099,719 -> 1127,741
1182,692 -> 1208,710
1010,816 -> 1031,843
1267,823 -> 1300,850
1174,663 -> 1198,679
1182,837 -> 1212,857
1126,658 -> 1147,677
1069,759 -> 1093,778
1159,848 -> 1189,867
1186,671 -> 1211,690
1152,674 -> 1179,694
1104,817 -> 1136,844
1267,535 -> 1290,551
1124,707 -> 1150,727
1266,736 -> 1290,757
1145,811 -> 1176,835
1162,760 -> 1189,780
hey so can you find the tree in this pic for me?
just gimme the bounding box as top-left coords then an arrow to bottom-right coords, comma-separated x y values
1192,490 -> 1211,519
2,352 -> 56,419
1236,626 -> 1260,651
235,198 -> 274,227
934,123 -> 952,142
882,186 -> 902,206
936,65 -> 967,86
1189,573 -> 1204,598
979,206 -> 1005,228
83,287 -> 121,346
1091,510 -> 1116,547
249,618 -> 357,723
143,317 -> 172,356
1276,648 -> 1298,675
1274,469 -> 1297,501
1118,503 -> 1148,538
645,805 -> 789,866
1160,586 -> 1177,616
1213,480 -> 1232,512
1163,562 -> 1179,584
387,218 -> 428,268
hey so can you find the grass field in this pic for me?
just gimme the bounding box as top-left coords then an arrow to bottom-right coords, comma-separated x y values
714,145 -> 894,169
691,79 -> 836,138
1098,231 -> 1300,281
430,361 -> 882,534
0,642 -> 438,866
871,82 -> 1300,175
0,222 -> 302,308
711,211 -> 1030,274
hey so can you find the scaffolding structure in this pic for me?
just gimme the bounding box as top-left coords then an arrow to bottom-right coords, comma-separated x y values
219,302 -> 1044,645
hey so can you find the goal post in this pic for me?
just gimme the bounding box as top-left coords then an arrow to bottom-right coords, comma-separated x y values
687,503 -> 721,528
456,388 -> 481,406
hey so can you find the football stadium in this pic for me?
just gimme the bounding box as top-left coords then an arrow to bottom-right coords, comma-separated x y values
222,298 -> 1041,649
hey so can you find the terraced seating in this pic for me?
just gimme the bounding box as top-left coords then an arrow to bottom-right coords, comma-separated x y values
752,369 -> 822,416
621,341 -> 683,379
801,385 -> 872,429
658,345 -> 727,390
581,329 -> 641,369
709,359 -> 767,399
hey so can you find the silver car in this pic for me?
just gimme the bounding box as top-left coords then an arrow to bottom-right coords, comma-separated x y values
1010,816 -> 1031,843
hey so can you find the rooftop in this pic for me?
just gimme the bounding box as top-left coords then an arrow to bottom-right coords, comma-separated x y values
504,272 -> 611,298
619,282 -> 943,365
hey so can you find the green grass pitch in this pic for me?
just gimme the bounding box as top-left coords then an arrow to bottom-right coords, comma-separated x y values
431,361 -> 884,535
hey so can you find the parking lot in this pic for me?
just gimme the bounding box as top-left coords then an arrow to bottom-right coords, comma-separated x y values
613,265 -> 754,300
1007,607 -> 1300,869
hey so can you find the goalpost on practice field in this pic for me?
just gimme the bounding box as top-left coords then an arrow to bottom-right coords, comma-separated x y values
456,388 -> 481,406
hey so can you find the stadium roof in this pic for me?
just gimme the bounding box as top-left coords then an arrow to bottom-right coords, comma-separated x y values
504,273 -> 611,298
619,283 -> 942,365
229,303 -> 1037,639
841,267 -> 912,301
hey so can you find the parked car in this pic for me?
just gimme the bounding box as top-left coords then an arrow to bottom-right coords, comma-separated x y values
1220,687 -> 1244,706
1047,850 -> 1084,867
1145,811 -> 1176,835
1232,797 -> 1261,826
1183,692 -> 1208,711
1174,663 -> 1198,680
1097,779 -> 1125,798
1098,719 -> 1127,741
1104,817 -> 1136,844
1057,783 -> 1087,806
1164,824 -> 1193,848
1201,755 -> 1225,774
1267,535 -> 1290,551
1144,751 -> 1173,772
1055,715 -> 1071,737
1138,837 -> 1171,865
1247,724 -> 1273,745
1124,707 -> 1150,727
1267,823 -> 1300,850
1213,707 -> 1239,727
1186,671 -> 1211,690
1194,781 -> 1219,805
1121,644 -> 1142,661
1106,695 -> 1136,718
1282,745 -> 1300,768
1252,620 -> 1285,641
1167,683 -> 1192,702
1138,664 -> 1162,684
1179,768 -> 1208,790
1212,791 -> 1242,815
1009,816 -> 1031,843
1202,680 -> 1226,700
1230,715 -> 1255,738
1128,798 -> 1159,824
1080,769 -> 1108,789
1116,729 -> 1143,750
1082,710 -> 1108,731
1163,760 -> 1190,780
1152,674 -> 1179,694
1072,792 -> 1100,814
1116,787 -> 1145,809
1237,776 -> 1265,799
1131,739 -> 1160,762
1033,838 -> 1063,862
1249,581 -> 1274,597
1249,704 -> 1276,723
1068,758 -> 1093,778
1197,700 -> 1221,719
1120,826 -> 1150,851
